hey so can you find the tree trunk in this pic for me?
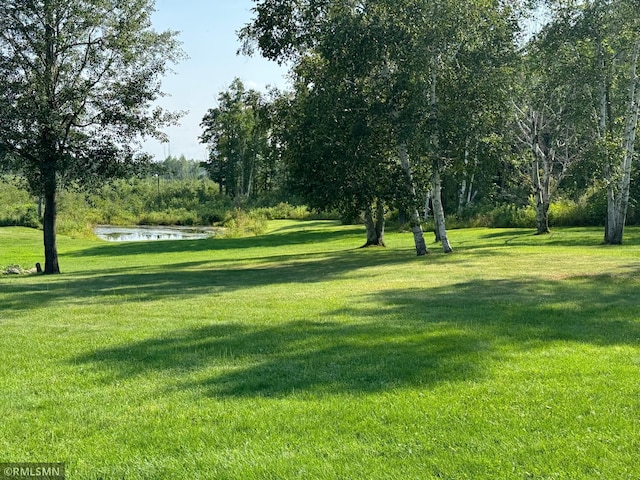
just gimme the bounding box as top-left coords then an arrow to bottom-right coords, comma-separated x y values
42,166 -> 60,274
467,154 -> 477,206
432,168 -> 453,253
605,37 -> 640,244
375,201 -> 385,247
41,1 -> 60,274
427,68 -> 451,253
457,139 -> 470,216
362,201 -> 386,247
531,157 -> 550,235
457,178 -> 467,217
397,143 -> 428,256
424,190 -> 431,222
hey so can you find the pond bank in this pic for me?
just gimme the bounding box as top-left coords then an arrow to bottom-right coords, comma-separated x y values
94,225 -> 219,242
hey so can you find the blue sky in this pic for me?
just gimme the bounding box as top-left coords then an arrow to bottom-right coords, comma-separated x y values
145,2 -> 548,162
145,0 -> 289,161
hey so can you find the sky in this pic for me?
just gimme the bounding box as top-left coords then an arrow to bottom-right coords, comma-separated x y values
144,0 -> 289,162
145,2 -> 548,162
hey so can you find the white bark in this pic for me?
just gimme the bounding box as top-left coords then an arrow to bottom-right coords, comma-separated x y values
397,143 -> 428,256
457,140 -> 470,216
428,68 -> 453,253
515,106 -> 554,234
432,168 -> 453,253
606,37 -> 640,244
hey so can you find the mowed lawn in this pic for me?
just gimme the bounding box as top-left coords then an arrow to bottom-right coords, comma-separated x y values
1,221 -> 639,479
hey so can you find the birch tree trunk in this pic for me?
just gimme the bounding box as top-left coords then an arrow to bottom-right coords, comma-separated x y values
428,69 -> 452,253
432,167 -> 453,253
457,140 -> 470,216
397,143 -> 428,256
515,107 -> 553,234
605,37 -> 640,244
531,156 -> 551,235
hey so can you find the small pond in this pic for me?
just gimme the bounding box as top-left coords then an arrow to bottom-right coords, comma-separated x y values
94,225 -> 218,242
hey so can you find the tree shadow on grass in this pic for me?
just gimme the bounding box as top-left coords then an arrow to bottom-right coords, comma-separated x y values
387,276 -> 640,347
0,247 -> 420,314
71,270 -> 640,398
477,226 -> 640,247
73,320 -> 486,397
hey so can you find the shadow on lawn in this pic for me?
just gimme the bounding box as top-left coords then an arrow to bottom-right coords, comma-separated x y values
72,269 -> 640,398
74,320 -> 483,396
476,226 -> 640,247
0,247 -> 419,313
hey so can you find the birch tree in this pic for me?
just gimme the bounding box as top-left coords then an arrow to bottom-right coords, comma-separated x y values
412,1 -> 520,250
242,0 -> 521,255
514,105 -> 578,234
540,0 -> 640,243
242,0 -> 431,254
200,79 -> 272,199
608,36 -> 640,243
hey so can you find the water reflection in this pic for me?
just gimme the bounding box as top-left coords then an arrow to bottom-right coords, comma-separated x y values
94,225 -> 217,242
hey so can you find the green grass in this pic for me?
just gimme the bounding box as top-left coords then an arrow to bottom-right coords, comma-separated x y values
1,222 -> 639,479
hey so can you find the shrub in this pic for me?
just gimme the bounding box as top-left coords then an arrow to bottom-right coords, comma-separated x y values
221,209 -> 267,238
137,209 -> 199,226
0,182 -> 41,228
548,190 -> 607,227
253,202 -> 311,220
459,203 -> 536,229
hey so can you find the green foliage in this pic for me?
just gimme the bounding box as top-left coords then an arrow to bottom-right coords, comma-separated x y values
56,191 -> 101,238
548,194 -> 608,227
137,209 -> 199,226
1,178 -> 338,237
0,0 -> 184,192
446,195 -> 610,230
252,202 -> 311,220
220,209 -> 268,237
200,79 -> 282,199
0,182 -> 40,228
155,155 -> 205,180
452,201 -> 536,229
87,178 -> 230,227
0,0 -> 184,272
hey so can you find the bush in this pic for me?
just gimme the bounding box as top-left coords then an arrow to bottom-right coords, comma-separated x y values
137,209 -> 199,226
449,190 -> 609,230
461,203 -> 536,229
220,209 -> 267,238
0,182 -> 41,228
548,190 -> 607,227
253,202 -> 311,220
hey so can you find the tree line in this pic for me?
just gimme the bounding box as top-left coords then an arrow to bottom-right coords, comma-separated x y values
200,0 -> 640,253
1,0 -> 639,273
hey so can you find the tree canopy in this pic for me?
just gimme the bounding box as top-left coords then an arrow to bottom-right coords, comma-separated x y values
0,0 -> 183,272
239,0 -> 522,253
200,78 -> 279,199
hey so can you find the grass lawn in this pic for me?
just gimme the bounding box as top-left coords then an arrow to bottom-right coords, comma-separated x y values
1,221 -> 639,479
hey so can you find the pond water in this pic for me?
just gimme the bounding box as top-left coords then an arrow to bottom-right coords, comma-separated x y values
94,225 -> 218,242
